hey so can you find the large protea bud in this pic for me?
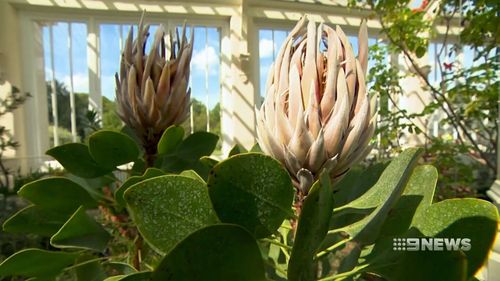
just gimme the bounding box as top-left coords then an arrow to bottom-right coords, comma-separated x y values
257,17 -> 376,194
115,17 -> 193,159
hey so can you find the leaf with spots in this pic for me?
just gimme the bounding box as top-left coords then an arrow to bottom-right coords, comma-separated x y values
124,175 -> 219,255
152,224 -> 267,281
114,168 -> 165,207
207,153 -> 294,238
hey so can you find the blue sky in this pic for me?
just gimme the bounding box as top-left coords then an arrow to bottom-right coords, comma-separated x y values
43,22 -> 221,109
43,21 -> 476,112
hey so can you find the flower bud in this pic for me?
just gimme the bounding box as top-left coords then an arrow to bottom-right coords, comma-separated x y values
116,17 -> 193,152
257,17 -> 376,192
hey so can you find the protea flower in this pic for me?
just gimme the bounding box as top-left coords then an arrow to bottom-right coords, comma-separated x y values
257,17 -> 376,193
115,17 -> 193,159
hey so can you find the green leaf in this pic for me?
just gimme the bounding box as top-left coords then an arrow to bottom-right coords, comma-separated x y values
179,170 -> 205,183
207,153 -> 294,238
2,205 -> 69,236
176,131 -> 219,159
333,163 -> 387,207
50,206 -> 111,252
46,143 -> 111,178
89,130 -> 140,169
74,259 -> 106,281
383,250 -> 468,281
152,224 -> 266,281
157,125 -> 184,155
228,143 -> 247,157
18,177 -> 97,213
0,249 -> 78,278
114,168 -> 165,207
415,46 -> 427,58
102,262 -> 136,276
379,165 -> 437,237
157,132 -> 219,174
199,156 -> 219,170
335,148 -> 422,244
65,173 -> 115,202
412,198 -> 499,279
124,175 -> 219,254
366,200 -> 498,281
103,272 -> 152,281
288,172 -> 333,281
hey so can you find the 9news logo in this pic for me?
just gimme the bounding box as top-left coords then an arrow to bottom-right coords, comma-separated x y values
393,238 -> 471,252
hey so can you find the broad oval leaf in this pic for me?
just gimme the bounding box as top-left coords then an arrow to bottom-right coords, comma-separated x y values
157,125 -> 184,155
89,130 -> 140,169
207,153 -> 294,238
412,198 -> 499,279
0,249 -> 78,278
18,177 -> 97,213
50,206 -> 111,252
152,224 -> 266,281
124,175 -> 219,254
114,168 -> 165,207
46,143 -> 111,178
2,205 -> 69,236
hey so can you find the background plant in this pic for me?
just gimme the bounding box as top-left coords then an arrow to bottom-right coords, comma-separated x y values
348,0 -> 499,200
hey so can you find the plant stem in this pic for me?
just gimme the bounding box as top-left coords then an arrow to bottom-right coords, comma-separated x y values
318,263 -> 370,281
315,237 -> 352,259
132,235 -> 142,271
262,238 -> 292,251
265,260 -> 287,276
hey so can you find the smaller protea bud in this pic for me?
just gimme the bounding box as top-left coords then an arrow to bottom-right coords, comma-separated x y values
115,16 -> 193,159
257,17 -> 376,194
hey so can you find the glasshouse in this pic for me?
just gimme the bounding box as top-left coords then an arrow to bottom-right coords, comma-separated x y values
0,0 -> 498,280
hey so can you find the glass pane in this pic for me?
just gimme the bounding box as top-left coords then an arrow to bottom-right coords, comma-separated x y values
43,22 -> 89,146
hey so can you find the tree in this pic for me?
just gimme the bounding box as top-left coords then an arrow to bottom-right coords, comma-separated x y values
349,0 -> 499,198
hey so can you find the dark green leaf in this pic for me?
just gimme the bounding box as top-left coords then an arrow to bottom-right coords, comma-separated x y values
114,168 -> 165,207
412,198 -> 498,279
228,143 -> 247,157
288,172 -> 333,281
379,165 -> 437,237
157,125 -> 184,155
0,249 -> 78,278
74,259 -> 106,281
415,46 -> 427,58
333,163 -> 388,207
46,143 -> 111,178
336,148 -> 422,244
124,175 -> 219,254
199,156 -> 219,170
2,205 -> 69,236
103,272 -> 152,281
179,170 -> 205,183
18,177 -> 97,213
89,130 -> 140,168
65,173 -> 114,202
208,153 -> 294,238
152,224 -> 266,281
51,206 -> 111,252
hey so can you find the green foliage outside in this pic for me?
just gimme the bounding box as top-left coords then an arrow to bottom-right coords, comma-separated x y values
46,81 -> 222,147
349,0 -> 499,200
